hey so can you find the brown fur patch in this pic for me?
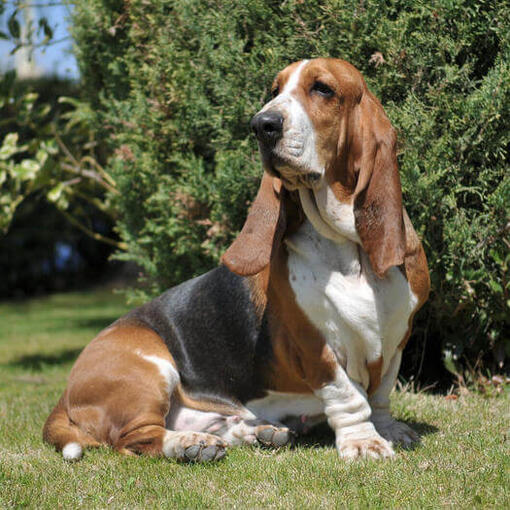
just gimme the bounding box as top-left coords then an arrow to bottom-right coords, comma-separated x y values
398,209 -> 431,349
257,246 -> 338,393
367,356 -> 384,396
44,322 -> 175,455
222,174 -> 286,276
246,272 -> 269,319
115,424 -> 166,456
173,387 -> 243,417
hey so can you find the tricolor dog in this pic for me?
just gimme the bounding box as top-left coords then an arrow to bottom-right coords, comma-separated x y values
44,58 -> 430,462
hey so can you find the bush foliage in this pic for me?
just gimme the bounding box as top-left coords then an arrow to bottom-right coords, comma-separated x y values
71,0 -> 509,377
0,74 -> 119,297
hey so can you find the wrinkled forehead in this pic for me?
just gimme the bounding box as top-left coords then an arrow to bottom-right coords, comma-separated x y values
273,60 -> 306,89
273,58 -> 365,99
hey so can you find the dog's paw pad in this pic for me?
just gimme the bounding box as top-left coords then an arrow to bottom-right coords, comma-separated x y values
183,442 -> 226,462
256,426 -> 292,448
184,445 -> 201,460
164,431 -> 227,462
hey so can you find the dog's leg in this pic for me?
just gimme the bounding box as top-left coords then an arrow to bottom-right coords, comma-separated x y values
315,366 -> 395,460
168,407 -> 292,449
51,323 -> 229,462
368,351 -> 420,448
115,421 -> 227,462
207,415 -> 293,448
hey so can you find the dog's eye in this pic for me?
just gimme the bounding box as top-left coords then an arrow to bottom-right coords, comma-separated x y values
311,81 -> 334,98
271,87 -> 279,99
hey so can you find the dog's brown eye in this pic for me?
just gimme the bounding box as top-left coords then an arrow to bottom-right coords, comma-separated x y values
311,81 -> 334,98
271,87 -> 279,99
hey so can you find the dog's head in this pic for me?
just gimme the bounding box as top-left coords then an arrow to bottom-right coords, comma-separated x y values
223,58 -> 405,278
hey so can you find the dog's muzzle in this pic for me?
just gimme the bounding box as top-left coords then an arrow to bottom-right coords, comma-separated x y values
250,108 -> 321,189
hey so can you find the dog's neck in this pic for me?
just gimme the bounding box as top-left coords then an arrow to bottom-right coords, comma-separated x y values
283,186 -> 363,280
298,186 -> 361,245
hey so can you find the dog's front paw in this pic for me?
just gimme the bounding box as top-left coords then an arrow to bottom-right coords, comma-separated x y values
337,435 -> 395,460
373,419 -> 420,448
255,424 -> 293,448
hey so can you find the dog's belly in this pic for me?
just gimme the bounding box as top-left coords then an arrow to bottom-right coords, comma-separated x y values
286,221 -> 417,390
245,391 -> 324,422
167,392 -> 324,433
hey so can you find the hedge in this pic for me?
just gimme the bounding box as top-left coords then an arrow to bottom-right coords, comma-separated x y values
71,0 -> 509,382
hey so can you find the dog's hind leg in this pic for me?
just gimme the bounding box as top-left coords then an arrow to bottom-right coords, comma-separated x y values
114,420 -> 227,462
217,416 -> 293,448
43,394 -> 100,461
168,407 -> 293,449
45,322 -> 227,462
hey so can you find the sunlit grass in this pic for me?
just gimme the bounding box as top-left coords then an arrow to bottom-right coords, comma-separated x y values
0,289 -> 508,509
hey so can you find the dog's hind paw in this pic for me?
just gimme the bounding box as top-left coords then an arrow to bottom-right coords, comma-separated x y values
163,431 -> 227,462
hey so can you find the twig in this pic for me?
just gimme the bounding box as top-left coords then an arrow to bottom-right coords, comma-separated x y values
61,162 -> 118,194
475,221 -> 510,250
70,187 -> 117,218
61,177 -> 81,186
59,209 -> 127,250
53,127 -> 118,194
10,37 -> 72,54
80,155 -> 117,187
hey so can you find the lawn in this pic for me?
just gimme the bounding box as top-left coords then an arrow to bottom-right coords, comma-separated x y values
0,289 -> 508,509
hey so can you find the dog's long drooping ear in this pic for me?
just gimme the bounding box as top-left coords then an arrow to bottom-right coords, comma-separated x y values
353,91 -> 406,278
222,172 -> 286,276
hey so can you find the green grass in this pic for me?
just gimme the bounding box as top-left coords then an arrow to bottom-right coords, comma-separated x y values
0,289 -> 508,509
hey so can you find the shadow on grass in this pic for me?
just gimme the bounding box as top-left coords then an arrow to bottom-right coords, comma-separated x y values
3,316 -> 121,339
294,419 -> 438,449
5,348 -> 82,371
71,317 -> 119,331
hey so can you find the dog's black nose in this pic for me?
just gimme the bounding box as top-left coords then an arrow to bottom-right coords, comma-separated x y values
250,110 -> 283,145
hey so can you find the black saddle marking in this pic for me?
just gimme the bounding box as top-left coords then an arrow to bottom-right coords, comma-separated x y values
125,265 -> 273,404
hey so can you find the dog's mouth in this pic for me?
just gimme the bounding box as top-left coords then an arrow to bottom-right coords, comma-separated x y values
270,166 -> 321,190
260,150 -> 322,190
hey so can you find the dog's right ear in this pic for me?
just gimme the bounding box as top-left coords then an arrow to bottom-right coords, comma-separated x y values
222,172 -> 287,276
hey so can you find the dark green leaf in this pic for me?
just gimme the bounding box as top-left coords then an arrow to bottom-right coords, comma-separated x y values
7,13 -> 20,39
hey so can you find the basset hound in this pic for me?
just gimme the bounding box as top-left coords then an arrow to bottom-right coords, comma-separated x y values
43,58 -> 430,462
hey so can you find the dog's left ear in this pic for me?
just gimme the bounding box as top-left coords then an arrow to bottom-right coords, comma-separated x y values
353,91 -> 406,278
222,172 -> 287,276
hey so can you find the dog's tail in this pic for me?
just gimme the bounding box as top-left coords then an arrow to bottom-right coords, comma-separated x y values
43,394 -> 99,461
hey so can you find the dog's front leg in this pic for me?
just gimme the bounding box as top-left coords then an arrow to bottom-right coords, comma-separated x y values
369,351 -> 420,448
315,366 -> 395,460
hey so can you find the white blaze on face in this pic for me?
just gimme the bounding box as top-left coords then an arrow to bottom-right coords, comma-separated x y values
259,60 -> 324,182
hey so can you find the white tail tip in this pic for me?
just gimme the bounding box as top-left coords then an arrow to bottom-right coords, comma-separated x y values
62,442 -> 82,461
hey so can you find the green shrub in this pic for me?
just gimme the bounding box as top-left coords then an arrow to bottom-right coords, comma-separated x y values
0,74 -> 118,296
71,0 -> 509,379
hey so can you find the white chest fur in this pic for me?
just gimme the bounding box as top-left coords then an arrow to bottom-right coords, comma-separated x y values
285,219 -> 417,390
